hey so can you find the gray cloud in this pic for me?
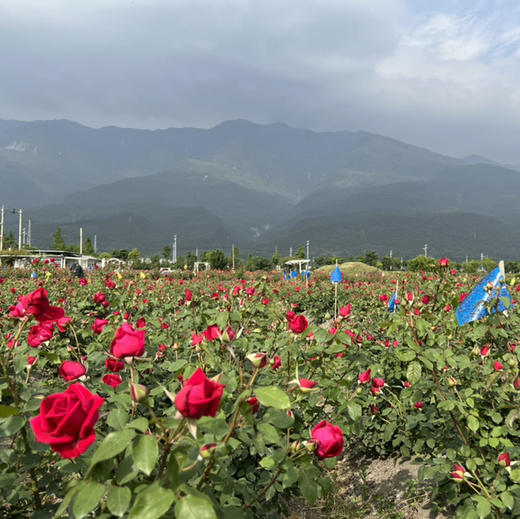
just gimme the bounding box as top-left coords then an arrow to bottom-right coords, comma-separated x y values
2,0 -> 520,161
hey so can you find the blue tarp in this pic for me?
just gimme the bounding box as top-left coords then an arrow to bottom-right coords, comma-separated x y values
456,267 -> 513,326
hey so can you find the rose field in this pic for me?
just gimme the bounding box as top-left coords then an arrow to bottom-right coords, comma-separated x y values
2,260 -> 520,518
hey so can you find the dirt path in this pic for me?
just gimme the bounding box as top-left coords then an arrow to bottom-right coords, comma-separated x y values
290,454 -> 451,519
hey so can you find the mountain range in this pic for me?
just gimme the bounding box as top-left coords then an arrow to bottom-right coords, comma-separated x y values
1,118 -> 519,261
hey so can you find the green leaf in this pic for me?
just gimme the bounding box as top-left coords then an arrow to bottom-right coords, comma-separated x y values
0,405 -> 19,418
72,481 -> 105,519
107,408 -> 129,430
260,456 -> 275,469
107,486 -> 132,517
467,415 -> 479,433
346,402 -> 362,421
474,495 -> 491,518
0,415 -> 25,437
257,423 -> 280,444
509,469 -> 520,482
128,417 -> 149,432
397,350 -> 416,362
89,429 -> 136,470
128,484 -> 175,519
133,434 -> 159,476
501,491 -> 514,510
175,494 -> 217,519
55,483 -> 82,517
406,362 -> 422,385
299,466 -> 319,505
254,386 -> 290,410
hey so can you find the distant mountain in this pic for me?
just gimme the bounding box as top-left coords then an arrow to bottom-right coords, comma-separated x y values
1,118 -> 519,260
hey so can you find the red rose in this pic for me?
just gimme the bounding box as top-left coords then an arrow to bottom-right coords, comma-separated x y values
92,318 -> 109,334
358,369 -> 371,384
106,358 -> 125,372
288,315 -> 308,334
28,322 -> 54,347
439,257 -> 449,267
174,368 -> 225,419
59,361 -> 86,381
30,383 -> 104,459
339,304 -> 352,317
270,355 -> 282,370
19,288 -> 66,323
203,325 -> 221,342
93,292 -> 106,305
103,374 -> 123,388
247,396 -> 260,414
311,421 -> 344,460
110,323 -> 146,359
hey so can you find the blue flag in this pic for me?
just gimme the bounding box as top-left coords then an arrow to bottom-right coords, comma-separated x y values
456,267 -> 513,326
330,266 -> 342,283
388,290 -> 398,312
291,269 -> 298,278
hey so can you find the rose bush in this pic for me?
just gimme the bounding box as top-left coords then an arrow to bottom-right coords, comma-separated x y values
0,260 -> 519,517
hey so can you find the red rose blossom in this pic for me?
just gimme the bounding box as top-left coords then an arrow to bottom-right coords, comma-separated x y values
30,383 -> 104,459
59,361 -> 87,382
174,368 -> 225,419
109,323 -> 146,359
311,421 -> 344,460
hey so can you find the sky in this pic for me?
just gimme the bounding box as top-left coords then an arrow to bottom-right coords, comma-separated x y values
2,0 -> 520,161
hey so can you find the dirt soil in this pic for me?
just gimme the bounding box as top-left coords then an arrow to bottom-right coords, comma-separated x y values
290,453 -> 452,519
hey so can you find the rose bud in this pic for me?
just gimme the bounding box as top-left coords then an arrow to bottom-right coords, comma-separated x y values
294,378 -> 318,393
247,353 -> 267,368
200,443 -> 217,459
130,383 -> 149,403
450,464 -> 466,482
498,453 -> 511,468
413,402 -> 423,410
246,396 -> 260,415
270,356 -> 282,370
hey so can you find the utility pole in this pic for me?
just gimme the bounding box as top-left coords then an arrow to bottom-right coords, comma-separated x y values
172,235 -> 177,264
423,243 -> 428,257
480,252 -> 484,262
27,219 -> 32,246
289,247 -> 293,257
18,209 -> 22,250
306,240 -> 310,259
23,228 -> 26,245
195,247 -> 198,259
389,250 -> 393,271
94,234 -> 97,253
0,205 -> 4,251
79,227 -> 83,255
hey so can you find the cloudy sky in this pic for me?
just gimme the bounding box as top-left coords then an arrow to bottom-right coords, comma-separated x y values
2,0 -> 520,161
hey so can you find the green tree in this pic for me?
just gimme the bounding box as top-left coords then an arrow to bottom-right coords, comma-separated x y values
112,249 -> 129,260
295,246 -> 306,259
51,227 -> 66,250
3,231 -> 16,249
271,251 -> 281,268
128,248 -> 141,265
163,245 -> 172,261
363,250 -> 379,267
207,249 -> 228,270
84,237 -> 94,255
185,252 -> 197,270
